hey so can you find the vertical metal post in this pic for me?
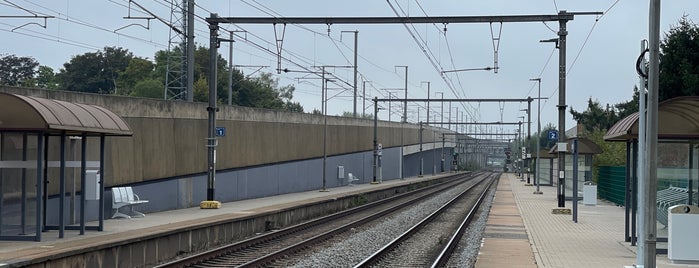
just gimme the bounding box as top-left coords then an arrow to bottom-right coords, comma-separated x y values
625,141 -> 632,242
373,97 -> 378,183
448,102 -> 452,131
419,122 -> 423,177
424,81 -> 430,126
644,0 -> 661,265
35,133 -> 43,241
432,130 -> 436,175
21,133 -> 27,234
440,94 -> 444,129
353,31 -> 358,117
99,134 -> 105,231
636,39 -> 648,267
557,12 -> 568,208
632,141 -> 639,246
80,133 -> 86,235
42,134 -> 48,231
533,79 -> 543,194
206,15 -> 219,201
59,133 -> 65,238
322,67 -> 328,191
527,98 -> 532,185
402,66 -> 408,123
228,31 -> 233,106
441,133 -> 445,172
572,138 -> 578,223
363,81 -> 368,117
186,0 -> 195,101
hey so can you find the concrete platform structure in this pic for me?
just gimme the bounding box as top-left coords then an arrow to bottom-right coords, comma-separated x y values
477,173 -> 695,268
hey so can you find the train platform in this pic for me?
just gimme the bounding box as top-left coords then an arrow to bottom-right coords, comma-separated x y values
477,172 -> 696,268
0,173 -> 450,267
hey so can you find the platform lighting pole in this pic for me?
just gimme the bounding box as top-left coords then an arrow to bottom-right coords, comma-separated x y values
531,78 -> 543,194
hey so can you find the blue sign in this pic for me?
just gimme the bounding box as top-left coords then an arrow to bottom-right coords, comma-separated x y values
215,127 -> 226,137
547,130 -> 559,141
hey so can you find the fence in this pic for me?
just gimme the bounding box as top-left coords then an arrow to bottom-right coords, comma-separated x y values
598,166 -> 625,206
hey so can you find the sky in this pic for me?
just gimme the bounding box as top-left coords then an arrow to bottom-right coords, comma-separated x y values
2,0 -> 698,136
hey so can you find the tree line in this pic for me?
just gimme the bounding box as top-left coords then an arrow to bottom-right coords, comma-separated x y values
0,46 -> 303,112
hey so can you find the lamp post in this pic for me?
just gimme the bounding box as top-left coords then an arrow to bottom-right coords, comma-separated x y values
530,78 -> 543,195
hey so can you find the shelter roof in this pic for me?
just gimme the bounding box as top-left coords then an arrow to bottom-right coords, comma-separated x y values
605,96 -> 699,141
0,92 -> 132,136
549,137 -> 603,155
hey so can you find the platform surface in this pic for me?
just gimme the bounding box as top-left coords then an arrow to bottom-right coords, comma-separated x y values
477,173 -> 698,268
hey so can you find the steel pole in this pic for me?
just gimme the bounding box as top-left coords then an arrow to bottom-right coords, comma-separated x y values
322,67 -> 328,191
637,40 -> 648,267
228,31 -> 233,106
527,99 -> 532,185
373,97 -> 378,183
644,0 -> 661,265
557,12 -> 568,208
206,16 -> 219,201
353,31 -> 358,117
535,79 -> 543,194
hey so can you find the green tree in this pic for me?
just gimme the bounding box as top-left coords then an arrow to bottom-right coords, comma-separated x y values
0,54 -> 39,86
35,65 -> 58,89
58,46 -> 133,94
131,79 -> 162,99
660,16 -> 699,101
570,98 -> 622,133
117,57 -> 156,96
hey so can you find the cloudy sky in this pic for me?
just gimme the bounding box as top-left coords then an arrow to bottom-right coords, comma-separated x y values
2,1 -> 697,135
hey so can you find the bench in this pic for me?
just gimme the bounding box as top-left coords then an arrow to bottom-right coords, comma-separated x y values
347,173 -> 359,186
656,186 -> 697,227
111,187 -> 149,219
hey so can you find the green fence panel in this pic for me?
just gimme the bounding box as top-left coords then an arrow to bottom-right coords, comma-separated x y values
598,166 -> 626,206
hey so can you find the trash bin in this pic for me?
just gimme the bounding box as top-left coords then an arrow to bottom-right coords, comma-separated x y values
668,204 -> 699,263
582,181 -> 597,206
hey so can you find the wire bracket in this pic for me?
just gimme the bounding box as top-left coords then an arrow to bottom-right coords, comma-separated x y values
489,22 -> 503,74
273,23 -> 287,74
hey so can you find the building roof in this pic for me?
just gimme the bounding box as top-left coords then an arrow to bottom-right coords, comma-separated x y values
0,92 -> 132,136
604,96 -> 699,141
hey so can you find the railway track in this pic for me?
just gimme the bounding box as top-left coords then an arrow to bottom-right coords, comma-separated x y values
355,172 -> 498,267
156,172 -> 485,268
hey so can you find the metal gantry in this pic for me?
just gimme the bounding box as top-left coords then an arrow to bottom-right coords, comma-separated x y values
205,10 -> 600,197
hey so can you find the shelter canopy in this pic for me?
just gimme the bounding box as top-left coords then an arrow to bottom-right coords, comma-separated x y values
605,96 -> 699,141
0,92 -> 132,136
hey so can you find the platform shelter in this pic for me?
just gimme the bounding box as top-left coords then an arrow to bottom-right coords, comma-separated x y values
549,137 -> 602,198
0,92 -> 132,241
604,96 -> 699,253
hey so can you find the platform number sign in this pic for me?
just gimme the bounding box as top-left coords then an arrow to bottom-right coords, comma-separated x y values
547,129 -> 559,141
215,127 -> 226,137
